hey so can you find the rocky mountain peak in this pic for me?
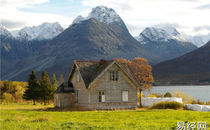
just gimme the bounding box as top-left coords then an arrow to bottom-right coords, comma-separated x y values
0,24 -> 12,38
11,22 -> 64,41
72,6 -> 124,26
136,26 -> 187,44
88,6 -> 123,24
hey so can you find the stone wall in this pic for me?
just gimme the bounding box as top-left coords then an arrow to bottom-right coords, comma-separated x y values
87,102 -> 137,110
54,93 -> 74,107
70,68 -> 89,104
141,97 -> 183,107
88,64 -> 138,109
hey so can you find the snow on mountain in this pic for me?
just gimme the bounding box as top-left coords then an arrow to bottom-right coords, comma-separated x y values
72,15 -> 87,24
184,33 -> 210,47
72,6 -> 123,25
0,24 -> 13,38
136,26 -> 187,44
11,22 -> 64,41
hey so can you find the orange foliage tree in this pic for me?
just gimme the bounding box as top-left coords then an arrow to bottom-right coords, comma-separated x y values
115,57 -> 154,107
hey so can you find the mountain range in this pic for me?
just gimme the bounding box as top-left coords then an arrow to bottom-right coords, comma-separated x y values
0,6 -> 208,83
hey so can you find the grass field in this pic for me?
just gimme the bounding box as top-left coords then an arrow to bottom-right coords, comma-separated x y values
0,104 -> 209,130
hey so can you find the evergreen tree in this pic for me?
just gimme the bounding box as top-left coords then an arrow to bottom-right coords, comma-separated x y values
50,74 -> 58,99
40,71 -> 51,105
23,70 -> 40,105
59,73 -> 64,85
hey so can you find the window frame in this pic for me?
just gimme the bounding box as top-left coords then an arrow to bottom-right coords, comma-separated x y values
122,90 -> 129,102
109,71 -> 119,81
99,91 -> 105,102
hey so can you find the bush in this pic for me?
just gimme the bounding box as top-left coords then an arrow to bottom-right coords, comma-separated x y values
151,93 -> 163,97
151,101 -> 184,109
148,94 -> 156,98
173,91 -> 193,104
2,93 -> 15,104
206,101 -> 210,105
164,92 -> 172,97
191,99 -> 205,105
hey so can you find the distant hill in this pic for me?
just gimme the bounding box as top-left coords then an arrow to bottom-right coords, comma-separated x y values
153,40 -> 210,85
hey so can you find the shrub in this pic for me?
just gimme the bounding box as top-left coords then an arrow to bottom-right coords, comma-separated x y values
2,93 -> 15,104
206,101 -> 210,105
151,93 -> 163,97
151,101 -> 184,109
173,91 -> 193,104
164,92 -> 172,97
191,99 -> 205,105
148,94 -> 156,98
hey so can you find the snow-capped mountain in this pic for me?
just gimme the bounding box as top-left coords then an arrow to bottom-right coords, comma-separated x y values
72,6 -> 124,26
72,15 -> 86,24
0,25 -> 13,38
135,26 -> 197,62
184,33 -> 210,47
136,27 -> 187,44
11,22 -> 64,41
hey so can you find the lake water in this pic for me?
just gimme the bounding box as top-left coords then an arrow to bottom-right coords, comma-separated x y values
144,85 -> 210,102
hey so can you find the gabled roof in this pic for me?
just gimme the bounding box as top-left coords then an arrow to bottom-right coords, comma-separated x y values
68,60 -> 139,88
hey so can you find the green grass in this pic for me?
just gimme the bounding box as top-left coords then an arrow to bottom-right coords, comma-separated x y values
0,104 -> 209,130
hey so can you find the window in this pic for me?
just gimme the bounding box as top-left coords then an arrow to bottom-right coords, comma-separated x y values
122,91 -> 128,102
75,90 -> 79,103
77,73 -> 80,82
99,91 -> 105,102
110,71 -> 118,81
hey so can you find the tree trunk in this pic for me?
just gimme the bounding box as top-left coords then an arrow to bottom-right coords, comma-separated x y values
44,97 -> 46,105
139,89 -> 142,107
33,99 -> 36,105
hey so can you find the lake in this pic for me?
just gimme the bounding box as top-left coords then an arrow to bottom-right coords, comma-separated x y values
144,85 -> 210,102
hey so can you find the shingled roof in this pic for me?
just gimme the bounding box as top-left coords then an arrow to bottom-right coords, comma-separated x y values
74,60 -> 112,87
69,59 -> 139,88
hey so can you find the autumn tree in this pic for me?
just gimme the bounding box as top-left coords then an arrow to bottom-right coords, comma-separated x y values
23,70 -> 40,105
40,71 -> 51,105
115,57 -> 154,107
14,85 -> 25,103
130,57 -> 154,107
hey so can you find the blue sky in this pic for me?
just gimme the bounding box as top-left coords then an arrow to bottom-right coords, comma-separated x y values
1,0 -> 210,36
19,0 -> 85,17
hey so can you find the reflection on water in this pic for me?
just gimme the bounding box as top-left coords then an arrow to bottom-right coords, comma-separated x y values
144,85 -> 210,102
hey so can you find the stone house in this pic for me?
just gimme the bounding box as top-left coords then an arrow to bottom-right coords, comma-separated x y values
54,59 -> 140,109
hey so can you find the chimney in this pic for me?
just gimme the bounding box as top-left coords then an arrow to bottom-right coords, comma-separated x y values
99,59 -> 105,65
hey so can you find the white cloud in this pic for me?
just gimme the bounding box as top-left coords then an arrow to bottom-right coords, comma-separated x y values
80,0 -> 210,36
0,0 -> 209,36
0,0 -> 73,30
0,0 -> 49,7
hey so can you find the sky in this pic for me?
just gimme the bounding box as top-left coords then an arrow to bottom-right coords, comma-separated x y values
0,0 -> 210,36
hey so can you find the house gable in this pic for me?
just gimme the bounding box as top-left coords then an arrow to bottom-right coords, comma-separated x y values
88,63 -> 138,103
89,63 -> 137,90
88,61 -> 139,89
